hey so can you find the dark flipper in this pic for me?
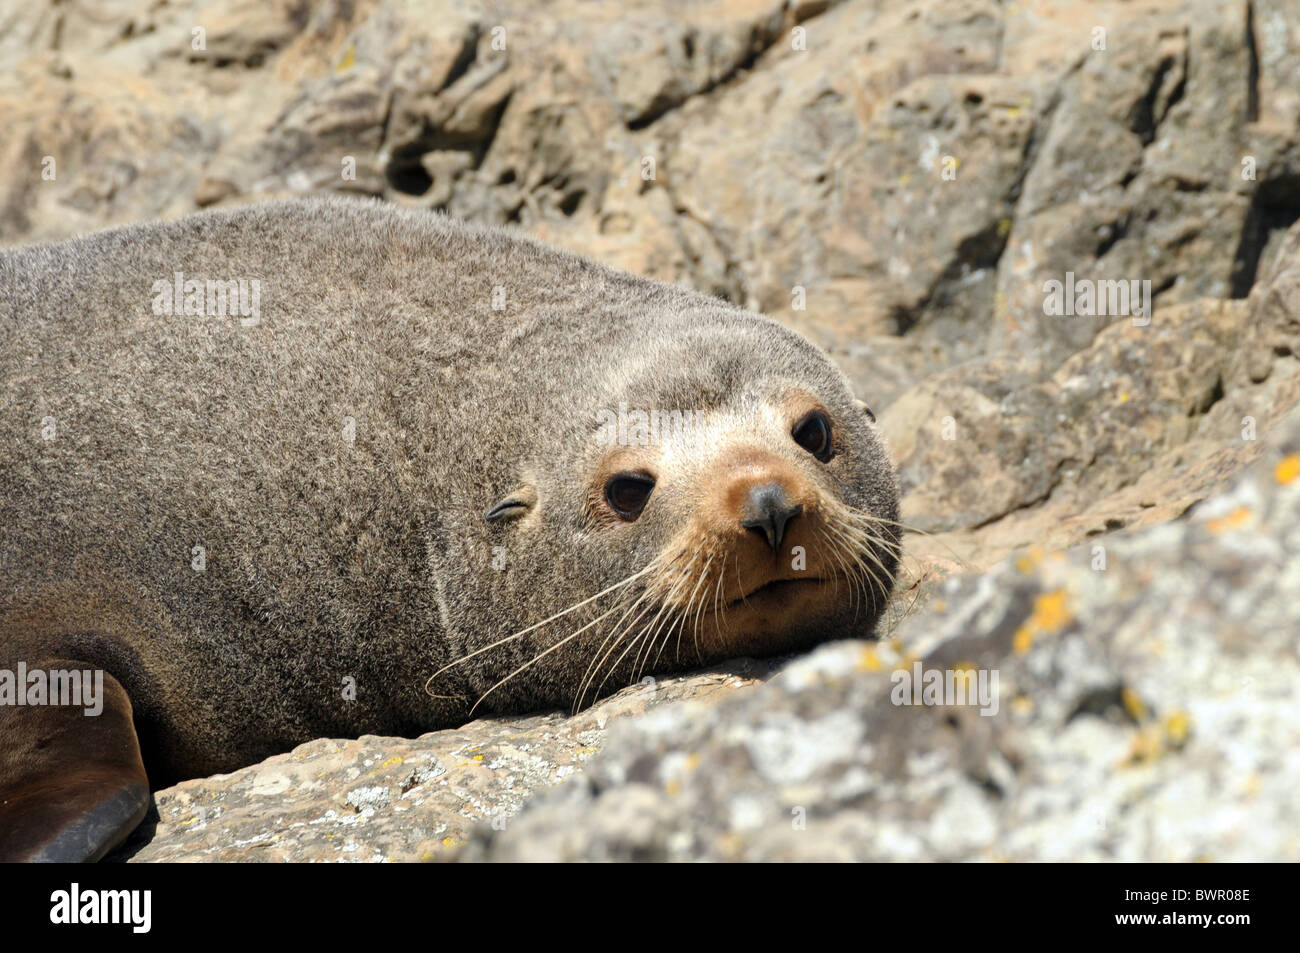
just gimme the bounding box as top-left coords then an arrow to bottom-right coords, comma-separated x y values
0,659 -> 150,862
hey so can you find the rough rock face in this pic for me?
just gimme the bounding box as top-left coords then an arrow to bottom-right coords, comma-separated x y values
462,408 -> 1300,862
112,661 -> 776,861
885,244 -> 1300,543
4,0 -> 1299,860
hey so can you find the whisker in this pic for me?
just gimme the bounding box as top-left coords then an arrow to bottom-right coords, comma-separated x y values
597,601 -> 679,702
632,553 -> 701,679
467,601 -> 626,716
573,590 -> 659,712
422,561 -> 657,697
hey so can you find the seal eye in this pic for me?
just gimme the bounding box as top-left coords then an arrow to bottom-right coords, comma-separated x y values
605,472 -> 655,519
792,411 -> 833,462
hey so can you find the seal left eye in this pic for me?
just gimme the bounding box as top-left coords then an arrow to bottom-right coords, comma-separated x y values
792,410 -> 833,462
605,473 -> 655,519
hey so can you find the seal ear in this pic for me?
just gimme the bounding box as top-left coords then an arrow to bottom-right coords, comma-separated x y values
486,485 -> 537,523
854,398 -> 876,423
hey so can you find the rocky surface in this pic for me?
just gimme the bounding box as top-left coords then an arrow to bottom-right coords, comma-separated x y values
4,0 -> 1299,860
462,407 -> 1300,861
111,661 -> 777,861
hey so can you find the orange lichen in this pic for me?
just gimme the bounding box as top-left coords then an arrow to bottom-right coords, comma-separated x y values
1275,453 -> 1300,486
1013,547 -> 1044,574
856,646 -> 883,672
1206,506 -> 1253,533
1013,588 -> 1072,654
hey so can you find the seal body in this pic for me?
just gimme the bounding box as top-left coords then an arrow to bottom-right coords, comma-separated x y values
0,198 -> 899,858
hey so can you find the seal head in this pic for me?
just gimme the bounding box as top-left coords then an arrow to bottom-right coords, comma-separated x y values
462,310 -> 900,711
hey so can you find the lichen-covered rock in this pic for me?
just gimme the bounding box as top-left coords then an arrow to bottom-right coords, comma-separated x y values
115,661 -> 775,861
461,405 -> 1300,862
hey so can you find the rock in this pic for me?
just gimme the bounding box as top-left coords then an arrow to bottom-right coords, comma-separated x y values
462,405 -> 1300,862
657,0 -> 1032,348
113,660 -> 776,861
992,2 -> 1260,367
885,220 -> 1300,559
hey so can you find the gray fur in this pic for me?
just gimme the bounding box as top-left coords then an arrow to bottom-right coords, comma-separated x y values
0,197 -> 898,783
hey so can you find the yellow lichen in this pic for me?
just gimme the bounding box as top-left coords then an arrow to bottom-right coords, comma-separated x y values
1121,686 -> 1148,722
1163,710 -> 1191,748
1013,545 -> 1048,574
856,646 -> 882,672
1013,588 -> 1072,654
1121,701 -> 1192,765
1275,453 -> 1300,485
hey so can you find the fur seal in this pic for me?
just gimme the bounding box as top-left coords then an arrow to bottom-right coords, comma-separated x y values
0,197 -> 900,861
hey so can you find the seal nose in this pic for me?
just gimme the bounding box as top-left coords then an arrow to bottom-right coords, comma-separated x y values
740,482 -> 803,552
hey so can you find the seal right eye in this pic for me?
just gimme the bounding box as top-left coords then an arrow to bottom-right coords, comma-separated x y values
605,472 -> 655,519
792,410 -> 833,462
